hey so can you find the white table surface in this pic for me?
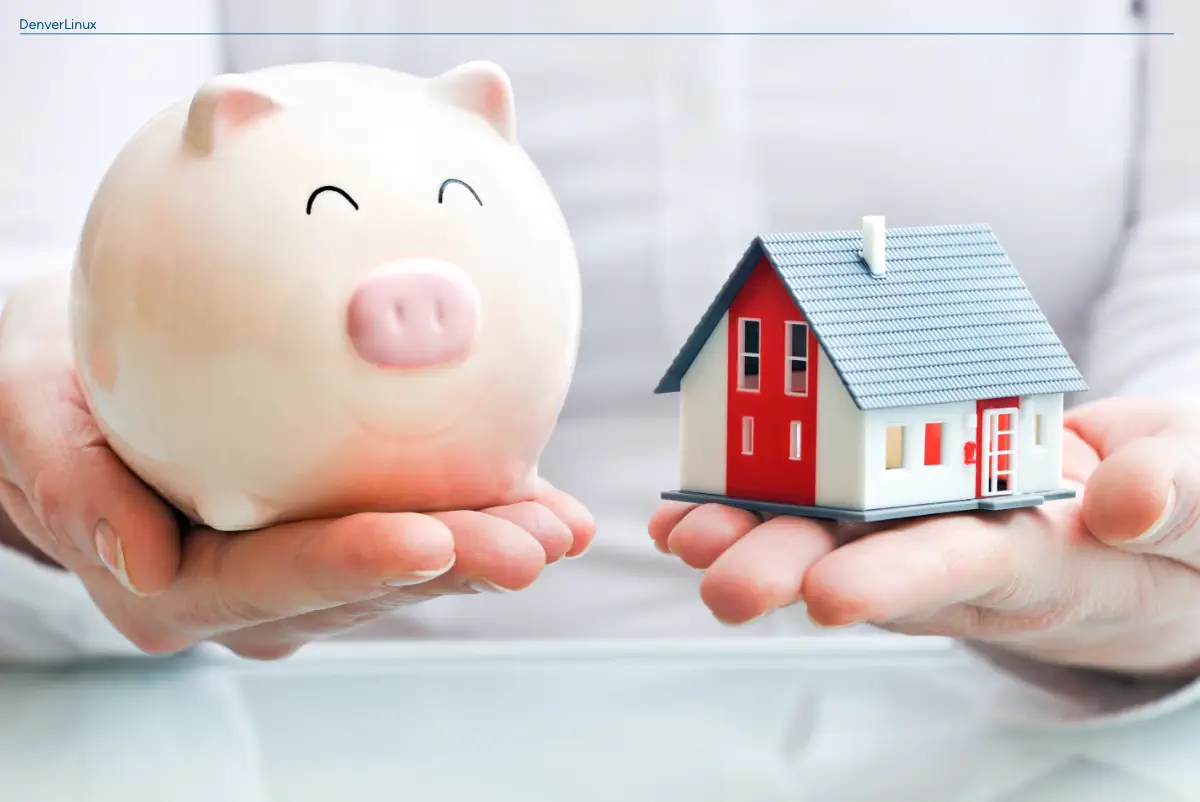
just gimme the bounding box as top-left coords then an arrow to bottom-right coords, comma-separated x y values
1,635 -> 1199,802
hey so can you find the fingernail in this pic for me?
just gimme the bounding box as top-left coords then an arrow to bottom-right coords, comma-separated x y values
467,579 -> 512,594
94,520 -> 144,597
1128,484 -> 1179,545
384,555 -> 456,587
565,541 -> 593,560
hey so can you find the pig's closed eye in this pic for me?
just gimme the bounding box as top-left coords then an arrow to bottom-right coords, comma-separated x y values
306,186 -> 359,215
438,178 -> 483,206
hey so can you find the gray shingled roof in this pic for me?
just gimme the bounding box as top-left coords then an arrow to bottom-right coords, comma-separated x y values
655,223 -> 1087,410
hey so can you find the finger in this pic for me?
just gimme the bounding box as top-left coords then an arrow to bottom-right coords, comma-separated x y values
142,512 -> 457,640
0,481 -> 60,566
648,501 -> 696,554
1066,397 -> 1200,459
665,503 -> 760,569
1083,435 -> 1200,564
527,480 -> 597,558
870,604 -> 1064,641
802,510 -> 1065,627
424,510 -> 547,592
875,551 -> 1200,647
482,501 -> 572,563
216,511 -> 549,654
1062,428 -> 1102,486
0,370 -> 180,595
700,516 -> 837,625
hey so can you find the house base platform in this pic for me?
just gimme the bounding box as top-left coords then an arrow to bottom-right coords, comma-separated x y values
659,488 -> 1078,524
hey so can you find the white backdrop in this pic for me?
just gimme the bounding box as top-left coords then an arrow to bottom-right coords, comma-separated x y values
2,0 -> 1199,655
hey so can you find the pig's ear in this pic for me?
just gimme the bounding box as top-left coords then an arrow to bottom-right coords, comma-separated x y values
183,74 -> 281,154
426,61 -> 516,143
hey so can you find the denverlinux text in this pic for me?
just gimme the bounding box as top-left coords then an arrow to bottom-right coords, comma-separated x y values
19,18 -> 98,31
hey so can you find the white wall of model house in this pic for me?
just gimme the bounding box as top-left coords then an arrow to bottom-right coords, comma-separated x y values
678,313 -> 728,495
812,352 -> 865,509
678,313 -> 864,505
859,393 -> 1066,510
674,310 -> 1067,509
1015,393 -> 1065,494
861,400 -> 977,510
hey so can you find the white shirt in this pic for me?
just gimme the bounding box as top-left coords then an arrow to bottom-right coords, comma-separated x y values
2,0 -> 1199,723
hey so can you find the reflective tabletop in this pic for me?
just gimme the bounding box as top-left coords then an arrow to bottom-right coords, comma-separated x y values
2,635 -> 1199,802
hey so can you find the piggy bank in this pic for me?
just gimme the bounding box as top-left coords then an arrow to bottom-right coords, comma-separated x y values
69,61 -> 581,531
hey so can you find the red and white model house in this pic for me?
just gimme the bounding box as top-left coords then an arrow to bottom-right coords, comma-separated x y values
655,218 -> 1088,522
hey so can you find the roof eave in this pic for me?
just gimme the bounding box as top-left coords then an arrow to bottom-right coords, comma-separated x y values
652,237 -> 767,395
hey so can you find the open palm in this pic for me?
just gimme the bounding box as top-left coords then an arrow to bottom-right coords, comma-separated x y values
651,397 -> 1200,676
0,274 -> 594,658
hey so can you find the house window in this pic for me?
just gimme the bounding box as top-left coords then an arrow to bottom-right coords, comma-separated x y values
886,425 -> 904,470
741,416 -> 754,455
991,411 -> 1015,492
1034,414 -> 1044,446
785,322 -> 809,395
738,319 -> 760,391
924,422 -> 944,466
789,421 -> 802,460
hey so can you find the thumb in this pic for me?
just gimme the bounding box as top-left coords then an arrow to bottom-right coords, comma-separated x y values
1066,396 -> 1199,459
0,368 -> 181,595
1082,434 -> 1200,562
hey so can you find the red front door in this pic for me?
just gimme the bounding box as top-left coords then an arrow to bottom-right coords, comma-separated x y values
726,259 -> 818,505
975,397 -> 1019,498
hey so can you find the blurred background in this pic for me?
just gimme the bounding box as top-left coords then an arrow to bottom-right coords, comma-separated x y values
3,0 -> 1185,642
0,0 -> 1157,418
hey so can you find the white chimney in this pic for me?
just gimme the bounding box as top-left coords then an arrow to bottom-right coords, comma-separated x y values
862,215 -> 886,276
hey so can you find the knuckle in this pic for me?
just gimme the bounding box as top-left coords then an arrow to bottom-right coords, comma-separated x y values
186,535 -> 278,629
220,595 -> 278,627
26,468 -> 76,556
977,574 -> 1028,609
288,600 -> 417,639
972,601 -> 1079,637
320,604 -> 392,630
1008,608 -> 1079,636
188,590 -> 277,631
28,468 -> 63,522
1122,559 -> 1179,621
958,605 -> 1006,636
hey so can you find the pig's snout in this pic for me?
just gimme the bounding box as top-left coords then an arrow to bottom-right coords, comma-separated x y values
346,260 -> 480,369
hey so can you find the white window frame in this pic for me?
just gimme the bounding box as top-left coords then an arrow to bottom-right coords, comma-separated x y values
789,421 -> 802,460
737,318 -> 761,393
784,321 -> 810,397
980,408 -> 1019,496
741,416 -> 754,455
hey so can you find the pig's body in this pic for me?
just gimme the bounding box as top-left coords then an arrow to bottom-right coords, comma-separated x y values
70,61 -> 580,530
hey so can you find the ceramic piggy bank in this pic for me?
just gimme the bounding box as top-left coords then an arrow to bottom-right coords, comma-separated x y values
69,61 -> 580,531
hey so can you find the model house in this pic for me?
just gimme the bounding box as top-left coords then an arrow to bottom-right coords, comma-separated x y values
655,217 -> 1088,522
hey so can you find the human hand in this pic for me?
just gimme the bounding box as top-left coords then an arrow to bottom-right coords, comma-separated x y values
0,274 -> 594,658
651,397 -> 1200,677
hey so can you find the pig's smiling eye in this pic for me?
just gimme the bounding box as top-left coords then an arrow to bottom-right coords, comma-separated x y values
438,178 -> 483,207
306,185 -> 359,215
